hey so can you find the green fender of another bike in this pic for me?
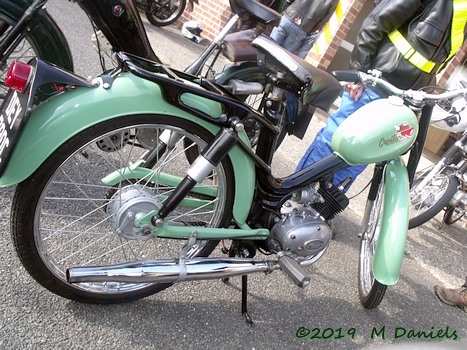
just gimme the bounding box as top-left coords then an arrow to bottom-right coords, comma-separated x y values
214,61 -> 266,85
1,0 -> 74,71
0,72 -> 256,226
373,157 -> 410,286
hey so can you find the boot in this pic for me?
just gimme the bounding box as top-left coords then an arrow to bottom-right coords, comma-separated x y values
434,283 -> 467,312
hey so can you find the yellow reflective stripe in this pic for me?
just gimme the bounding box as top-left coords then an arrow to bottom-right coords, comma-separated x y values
388,30 -> 435,73
388,0 -> 467,74
448,0 -> 467,62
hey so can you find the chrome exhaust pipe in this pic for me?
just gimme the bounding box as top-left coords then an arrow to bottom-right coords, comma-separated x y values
67,258 -> 275,284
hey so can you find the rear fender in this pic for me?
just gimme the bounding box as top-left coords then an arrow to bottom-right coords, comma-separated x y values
373,157 -> 409,285
0,72 -> 256,226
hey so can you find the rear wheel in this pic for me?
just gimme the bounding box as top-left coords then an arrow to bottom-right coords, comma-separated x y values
12,115 -> 235,304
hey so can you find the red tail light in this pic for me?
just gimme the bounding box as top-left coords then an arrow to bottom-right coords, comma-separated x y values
5,61 -> 32,93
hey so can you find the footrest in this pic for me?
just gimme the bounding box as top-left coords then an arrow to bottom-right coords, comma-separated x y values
277,253 -> 311,288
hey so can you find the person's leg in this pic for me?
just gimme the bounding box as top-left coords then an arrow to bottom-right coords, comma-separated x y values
296,32 -> 318,59
296,87 -> 380,188
270,17 -> 307,54
269,17 -> 288,46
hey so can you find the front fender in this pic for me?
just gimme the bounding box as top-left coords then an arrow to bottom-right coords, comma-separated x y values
0,72 -> 256,226
373,157 -> 409,285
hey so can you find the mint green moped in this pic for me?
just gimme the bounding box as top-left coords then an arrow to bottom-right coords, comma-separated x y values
2,33 -> 465,318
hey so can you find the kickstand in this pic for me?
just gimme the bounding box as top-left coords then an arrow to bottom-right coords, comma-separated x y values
438,210 -> 448,230
241,275 -> 254,326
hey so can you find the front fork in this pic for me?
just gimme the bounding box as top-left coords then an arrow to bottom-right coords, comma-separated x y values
151,120 -> 243,225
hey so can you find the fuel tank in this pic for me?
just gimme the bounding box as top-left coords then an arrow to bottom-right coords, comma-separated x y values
331,97 -> 418,166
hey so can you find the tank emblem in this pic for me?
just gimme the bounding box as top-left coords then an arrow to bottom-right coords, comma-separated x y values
379,122 -> 414,147
397,122 -> 414,138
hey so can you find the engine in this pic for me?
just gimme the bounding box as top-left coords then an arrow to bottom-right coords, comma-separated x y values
268,184 -> 348,262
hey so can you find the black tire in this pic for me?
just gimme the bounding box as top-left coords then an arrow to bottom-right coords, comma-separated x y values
11,115 -> 235,304
408,168 -> 459,229
444,205 -> 465,225
358,175 -> 387,309
0,11 -> 73,109
145,0 -> 187,27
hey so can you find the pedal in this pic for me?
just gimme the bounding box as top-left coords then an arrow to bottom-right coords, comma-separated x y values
277,253 -> 311,288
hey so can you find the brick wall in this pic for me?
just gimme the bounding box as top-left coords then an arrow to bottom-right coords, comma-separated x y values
179,0 -> 466,81
180,0 -> 233,41
438,41 -> 467,87
310,0 -> 366,69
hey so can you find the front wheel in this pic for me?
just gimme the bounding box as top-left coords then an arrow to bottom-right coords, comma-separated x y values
408,168 -> 459,229
145,0 -> 187,26
11,115 -> 235,304
358,171 -> 387,309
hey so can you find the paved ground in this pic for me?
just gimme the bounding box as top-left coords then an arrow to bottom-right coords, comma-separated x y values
0,1 -> 465,349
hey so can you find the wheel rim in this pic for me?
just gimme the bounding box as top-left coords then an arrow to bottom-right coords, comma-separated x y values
410,170 -> 450,218
151,0 -> 182,23
359,185 -> 384,297
33,123 -> 229,294
446,206 -> 466,224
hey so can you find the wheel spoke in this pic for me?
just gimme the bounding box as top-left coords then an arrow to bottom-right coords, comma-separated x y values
12,118 -> 234,301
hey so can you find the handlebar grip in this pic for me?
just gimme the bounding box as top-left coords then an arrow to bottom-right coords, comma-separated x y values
332,70 -> 360,83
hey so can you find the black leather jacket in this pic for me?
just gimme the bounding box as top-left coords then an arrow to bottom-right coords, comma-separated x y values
283,0 -> 339,34
351,0 -> 466,90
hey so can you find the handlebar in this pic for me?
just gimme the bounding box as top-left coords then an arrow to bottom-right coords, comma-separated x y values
332,70 -> 467,110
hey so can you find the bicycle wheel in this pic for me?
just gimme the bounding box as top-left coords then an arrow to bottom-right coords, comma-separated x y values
145,0 -> 186,27
358,173 -> 388,309
444,205 -> 465,225
11,114 -> 235,304
408,168 -> 459,229
0,11 -> 72,109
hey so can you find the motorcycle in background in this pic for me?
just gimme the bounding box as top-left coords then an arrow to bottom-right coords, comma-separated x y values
0,0 -> 280,112
142,0 -> 196,27
140,0 -> 290,28
409,84 -> 467,229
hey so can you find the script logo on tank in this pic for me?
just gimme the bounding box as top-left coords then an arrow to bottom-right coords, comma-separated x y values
379,122 -> 414,148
